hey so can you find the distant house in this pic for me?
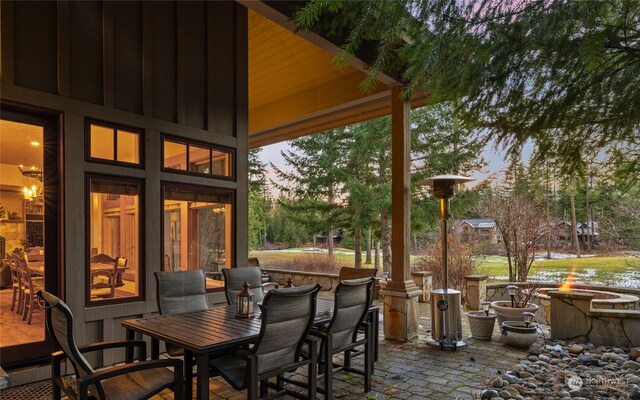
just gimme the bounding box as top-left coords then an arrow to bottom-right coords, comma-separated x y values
315,229 -> 344,245
455,219 -> 500,243
557,221 -> 599,244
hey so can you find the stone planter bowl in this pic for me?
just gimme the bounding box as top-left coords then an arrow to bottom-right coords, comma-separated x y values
466,311 -> 497,340
490,301 -> 539,326
500,321 -> 538,348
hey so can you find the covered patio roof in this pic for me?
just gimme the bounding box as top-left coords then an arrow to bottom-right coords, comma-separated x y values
245,2 -> 427,148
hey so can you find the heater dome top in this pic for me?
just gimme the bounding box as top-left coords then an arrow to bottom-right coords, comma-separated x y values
415,174 -> 475,186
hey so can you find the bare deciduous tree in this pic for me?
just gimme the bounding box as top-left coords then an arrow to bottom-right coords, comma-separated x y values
478,192 -> 546,282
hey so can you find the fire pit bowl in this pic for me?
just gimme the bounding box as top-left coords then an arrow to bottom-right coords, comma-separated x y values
501,321 -> 538,348
537,288 -> 639,310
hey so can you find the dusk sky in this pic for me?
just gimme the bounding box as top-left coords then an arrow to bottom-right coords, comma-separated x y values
258,137 -> 534,194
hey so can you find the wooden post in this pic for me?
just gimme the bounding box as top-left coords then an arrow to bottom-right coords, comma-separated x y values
381,86 -> 421,341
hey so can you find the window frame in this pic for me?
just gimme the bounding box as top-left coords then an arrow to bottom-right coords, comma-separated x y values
160,181 -> 235,293
85,173 -> 145,306
161,134 -> 235,180
85,118 -> 144,168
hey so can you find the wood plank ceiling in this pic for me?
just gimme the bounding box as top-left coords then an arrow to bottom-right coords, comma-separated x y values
247,9 -> 428,148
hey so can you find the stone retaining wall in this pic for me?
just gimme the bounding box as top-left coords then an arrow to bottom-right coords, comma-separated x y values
549,291 -> 640,348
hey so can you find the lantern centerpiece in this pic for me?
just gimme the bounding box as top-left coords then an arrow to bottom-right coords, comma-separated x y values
235,281 -> 255,319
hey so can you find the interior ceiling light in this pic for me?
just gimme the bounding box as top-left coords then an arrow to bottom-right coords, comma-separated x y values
31,141 -> 40,146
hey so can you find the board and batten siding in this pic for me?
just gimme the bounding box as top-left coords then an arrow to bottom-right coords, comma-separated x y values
1,0 -> 248,384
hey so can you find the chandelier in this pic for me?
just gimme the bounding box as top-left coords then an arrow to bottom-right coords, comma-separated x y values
18,166 -> 43,201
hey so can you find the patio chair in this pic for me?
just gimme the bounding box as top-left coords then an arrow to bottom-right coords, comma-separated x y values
210,284 -> 321,400
38,290 -> 184,400
155,270 -> 208,356
297,277 -> 374,396
222,267 -> 278,306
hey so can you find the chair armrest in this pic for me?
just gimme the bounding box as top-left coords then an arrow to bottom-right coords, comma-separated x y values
78,340 -> 147,360
77,358 -> 182,388
262,282 -> 279,291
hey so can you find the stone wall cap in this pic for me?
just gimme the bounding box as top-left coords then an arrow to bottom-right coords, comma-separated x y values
548,291 -> 594,300
411,271 -> 432,276
380,289 -> 422,298
465,275 -> 488,281
589,309 -> 640,319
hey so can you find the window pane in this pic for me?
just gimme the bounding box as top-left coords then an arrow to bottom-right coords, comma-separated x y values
189,145 -> 210,174
212,149 -> 231,176
163,185 -> 232,290
90,124 -> 114,160
117,130 -> 140,164
89,178 -> 140,303
164,140 -> 187,170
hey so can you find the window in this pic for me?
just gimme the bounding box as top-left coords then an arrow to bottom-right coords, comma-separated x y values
162,136 -> 233,178
162,183 -> 233,290
88,121 -> 142,165
88,176 -> 142,304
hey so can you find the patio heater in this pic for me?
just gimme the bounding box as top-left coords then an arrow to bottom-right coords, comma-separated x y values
418,174 -> 474,350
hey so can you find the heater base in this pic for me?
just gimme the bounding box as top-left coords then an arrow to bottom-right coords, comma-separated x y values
426,337 -> 467,351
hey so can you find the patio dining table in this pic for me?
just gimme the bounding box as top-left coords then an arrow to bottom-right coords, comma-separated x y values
122,297 -> 379,400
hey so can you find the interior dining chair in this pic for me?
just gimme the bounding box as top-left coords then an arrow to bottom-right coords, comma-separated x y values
222,267 -> 278,306
210,284 -> 321,400
38,290 -> 184,400
15,256 -> 43,324
90,258 -> 118,299
304,277 -> 374,396
7,255 -> 22,313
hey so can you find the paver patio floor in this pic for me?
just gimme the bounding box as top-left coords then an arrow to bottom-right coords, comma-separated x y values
156,300 -> 530,399
1,300 -> 532,400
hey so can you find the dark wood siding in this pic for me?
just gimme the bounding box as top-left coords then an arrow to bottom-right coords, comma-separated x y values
13,1 -> 57,93
69,1 -> 103,104
113,1 -> 143,114
210,1 -> 237,137
184,1 -> 207,130
150,1 -> 177,123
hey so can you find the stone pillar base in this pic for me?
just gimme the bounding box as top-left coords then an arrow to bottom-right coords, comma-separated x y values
381,289 -> 421,342
465,274 -> 488,310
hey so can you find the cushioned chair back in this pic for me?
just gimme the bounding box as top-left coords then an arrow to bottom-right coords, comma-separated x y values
222,267 -> 265,305
338,267 -> 377,281
253,284 -> 320,375
154,270 -> 208,315
40,290 -> 105,400
326,277 -> 373,351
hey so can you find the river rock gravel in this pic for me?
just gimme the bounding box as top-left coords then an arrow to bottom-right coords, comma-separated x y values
479,343 -> 640,399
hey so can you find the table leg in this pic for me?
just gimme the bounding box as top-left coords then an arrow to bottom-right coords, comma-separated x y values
372,308 -> 379,362
125,329 -> 135,363
151,338 -> 160,359
196,353 -> 209,400
185,350 -> 194,400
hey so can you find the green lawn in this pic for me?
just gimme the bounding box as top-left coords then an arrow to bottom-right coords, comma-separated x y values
250,248 -> 640,287
476,255 -> 639,287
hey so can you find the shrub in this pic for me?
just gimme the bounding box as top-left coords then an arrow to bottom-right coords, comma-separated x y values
413,234 -> 477,292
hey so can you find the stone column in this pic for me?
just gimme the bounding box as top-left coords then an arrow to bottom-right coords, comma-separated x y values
383,86 -> 421,342
465,275 -> 488,310
549,291 -> 593,342
411,271 -> 432,303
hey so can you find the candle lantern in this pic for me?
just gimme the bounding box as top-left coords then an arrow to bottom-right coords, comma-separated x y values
235,281 -> 255,319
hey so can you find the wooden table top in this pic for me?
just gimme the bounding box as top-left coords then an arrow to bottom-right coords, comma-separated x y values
122,298 -> 363,354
